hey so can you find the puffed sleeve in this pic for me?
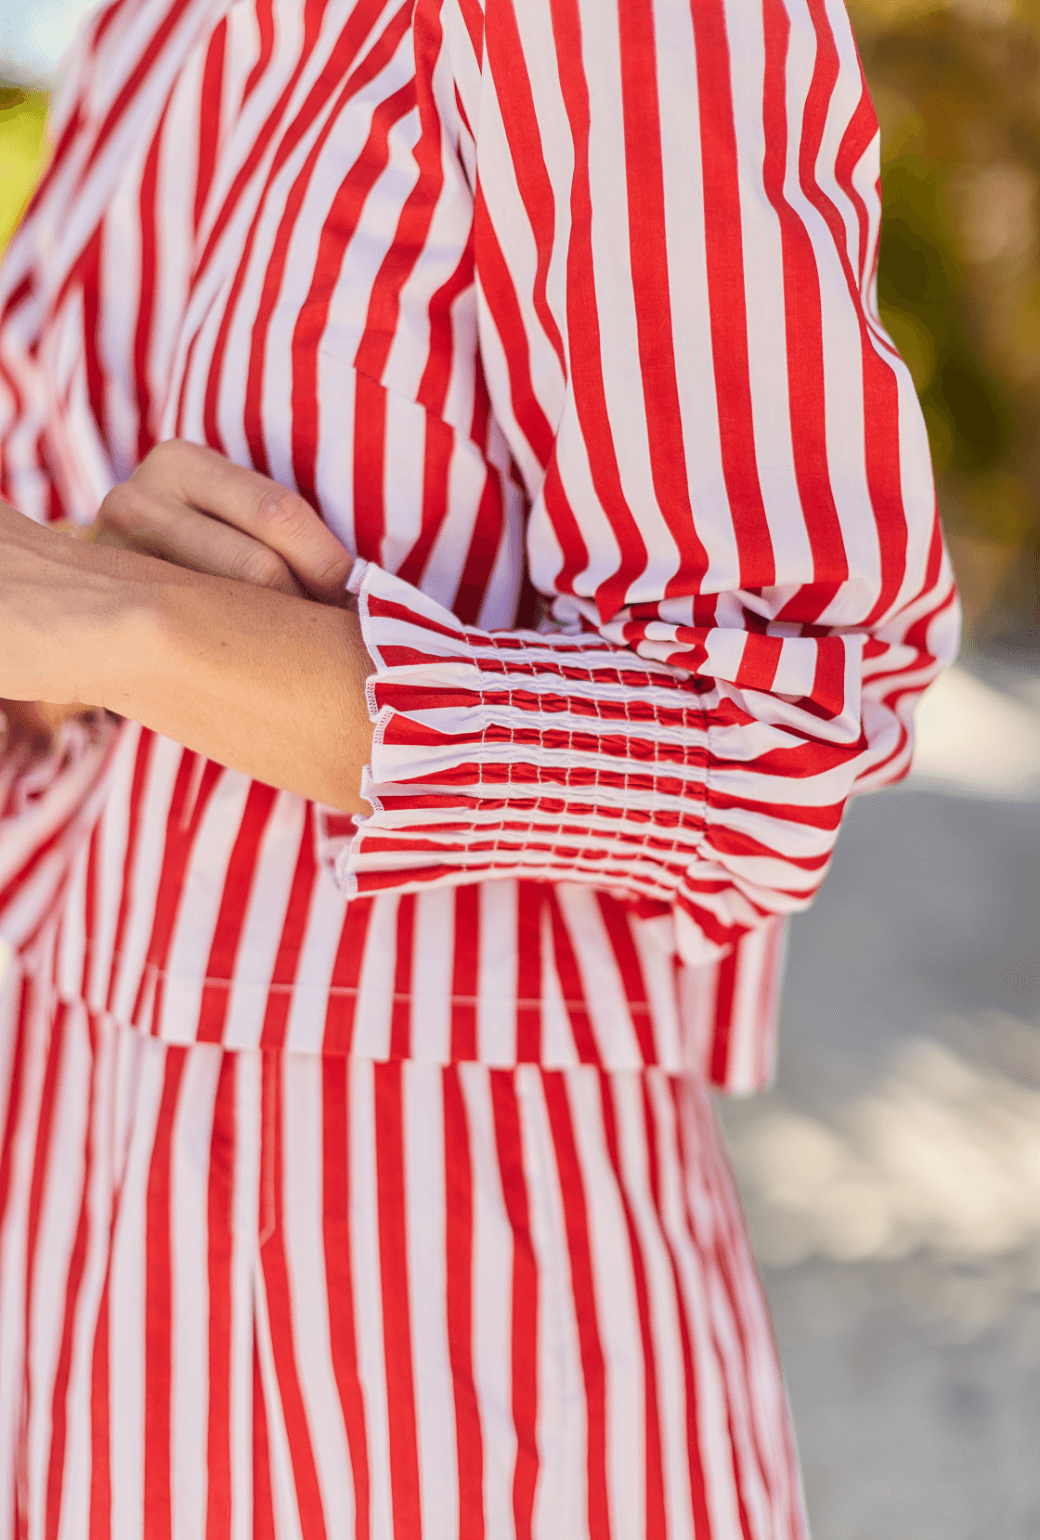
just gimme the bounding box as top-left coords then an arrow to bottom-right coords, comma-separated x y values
320,0 -> 959,968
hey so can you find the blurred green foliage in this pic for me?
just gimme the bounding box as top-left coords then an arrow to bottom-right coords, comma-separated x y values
0,88 -> 48,253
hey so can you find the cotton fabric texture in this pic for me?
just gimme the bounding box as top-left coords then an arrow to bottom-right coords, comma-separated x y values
0,0 -> 956,1532
0,953 -> 806,1540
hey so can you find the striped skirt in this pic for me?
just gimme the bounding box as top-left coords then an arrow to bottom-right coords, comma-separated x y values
0,963 -> 808,1540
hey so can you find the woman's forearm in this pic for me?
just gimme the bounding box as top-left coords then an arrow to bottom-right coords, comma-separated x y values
92,564 -> 373,812
0,505 -> 373,813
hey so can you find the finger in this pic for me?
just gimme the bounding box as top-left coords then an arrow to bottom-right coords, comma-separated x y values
93,483 -> 309,598
137,441 -> 354,605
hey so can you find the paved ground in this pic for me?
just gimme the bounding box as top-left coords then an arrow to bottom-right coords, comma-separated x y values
716,650 -> 1040,1539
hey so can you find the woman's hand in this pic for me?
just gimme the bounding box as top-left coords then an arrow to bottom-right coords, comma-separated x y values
2,442 -> 360,763
85,440 -> 355,602
0,451 -> 374,811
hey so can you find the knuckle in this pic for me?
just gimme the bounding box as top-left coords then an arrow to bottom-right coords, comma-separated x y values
254,487 -> 309,540
146,437 -> 180,467
237,544 -> 291,590
138,440 -> 174,478
133,440 -> 177,492
311,549 -> 354,594
97,482 -> 139,533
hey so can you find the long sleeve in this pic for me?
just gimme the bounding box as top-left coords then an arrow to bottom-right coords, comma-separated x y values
319,0 -> 959,967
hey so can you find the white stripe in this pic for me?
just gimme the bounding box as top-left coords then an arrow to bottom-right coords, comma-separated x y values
403,1064 -> 460,1537
169,1045 -> 221,1540
279,1056 -> 359,1531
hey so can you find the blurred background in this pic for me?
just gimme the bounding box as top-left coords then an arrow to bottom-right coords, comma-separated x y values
2,0 -> 1039,1535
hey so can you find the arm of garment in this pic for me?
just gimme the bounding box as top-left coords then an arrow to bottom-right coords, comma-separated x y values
317,0 -> 959,967
0,0 -> 956,983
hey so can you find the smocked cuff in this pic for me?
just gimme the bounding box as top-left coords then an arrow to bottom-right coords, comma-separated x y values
315,559 -> 712,908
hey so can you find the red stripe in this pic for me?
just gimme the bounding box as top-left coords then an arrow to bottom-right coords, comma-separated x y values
130,755 -> 224,1029
252,1336 -> 278,1540
105,729 -> 156,1014
706,1103 -> 777,1430
144,1048 -> 187,1540
514,884 -> 542,1062
75,228 -> 109,469
257,1055 -> 330,1540
416,240 -> 474,417
545,891 -> 601,1065
449,886 -> 479,1060
598,1077 -> 667,1540
243,0 -> 275,102
88,1265 -> 112,1540
688,0 -> 774,590
75,824 -> 101,1004
389,896 -> 416,1060
260,806 -> 320,1049
702,1103 -> 775,1526
205,1056 -> 237,1540
833,75 -> 880,287
810,2 -> 910,632
619,0 -> 711,593
759,0 -> 849,618
194,21 -> 227,233
472,186 -> 555,470
490,1072 -> 538,1540
352,0 -> 447,388
485,0 -> 565,371
0,976 -> 32,1249
44,1012 -> 99,1540
92,0 -> 132,49
457,0 -> 484,60
442,1068 -> 484,1539
649,1082 -> 712,1538
594,894 -> 656,1063
132,98 -> 170,461
374,1064 -> 423,1539
352,372 -> 388,563
452,470 -> 506,626
323,898 -> 375,1054
321,1062 -> 372,1540
196,781 -> 279,1043
545,0 -> 649,619
673,1086 -> 755,1540
708,947 -> 737,1087
21,1002 -> 71,1528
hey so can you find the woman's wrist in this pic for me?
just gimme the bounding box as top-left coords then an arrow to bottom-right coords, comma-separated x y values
2,480 -> 373,812
87,560 -> 373,811
45,542 -> 181,712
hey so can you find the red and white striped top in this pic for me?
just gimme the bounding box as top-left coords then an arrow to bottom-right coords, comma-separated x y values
0,0 -> 957,1085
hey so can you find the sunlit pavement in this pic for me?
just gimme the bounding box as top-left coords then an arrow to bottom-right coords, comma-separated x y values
718,653 -> 1040,1539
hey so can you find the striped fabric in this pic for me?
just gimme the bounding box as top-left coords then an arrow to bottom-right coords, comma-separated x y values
0,719 -> 783,1083
0,0 -> 957,1080
0,948 -> 807,1539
